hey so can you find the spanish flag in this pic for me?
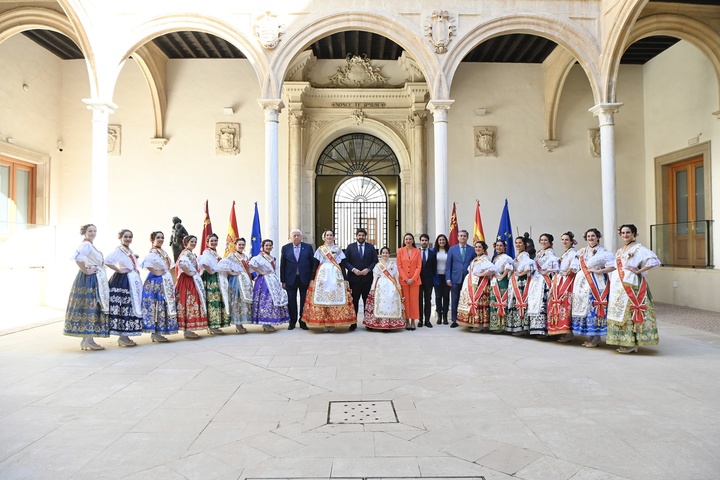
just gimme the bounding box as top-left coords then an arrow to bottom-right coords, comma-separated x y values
200,200 -> 213,253
224,201 -> 239,258
448,202 -> 459,246
473,200 -> 485,243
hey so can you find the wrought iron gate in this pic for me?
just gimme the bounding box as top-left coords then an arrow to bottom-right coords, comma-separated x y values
334,176 -> 387,248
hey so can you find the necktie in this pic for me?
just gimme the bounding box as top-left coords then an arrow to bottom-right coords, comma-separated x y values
360,243 -> 364,258
423,249 -> 427,265
461,246 -> 465,261
294,245 -> 300,261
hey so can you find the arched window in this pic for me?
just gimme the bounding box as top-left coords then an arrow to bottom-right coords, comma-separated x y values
316,133 -> 400,176
334,177 -> 387,248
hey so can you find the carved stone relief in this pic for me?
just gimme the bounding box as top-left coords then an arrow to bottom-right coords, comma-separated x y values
589,128 -> 601,157
424,10 -> 456,54
309,120 -> 331,136
254,11 -> 283,49
351,109 -> 366,125
108,125 -> 121,156
216,123 -> 240,155
398,52 -> 425,82
474,126 -> 497,157
315,54 -> 393,88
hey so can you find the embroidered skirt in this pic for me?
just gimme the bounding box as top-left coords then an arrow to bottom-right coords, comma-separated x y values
142,273 -> 178,335
606,288 -> 659,347
251,276 -> 290,325
528,281 -> 549,336
202,271 -> 230,329
505,275 -> 529,333
363,289 -> 405,330
175,273 -> 208,331
108,272 -> 143,336
63,271 -> 109,338
457,283 -> 491,328
227,275 -> 253,325
489,277 -> 509,332
303,279 -> 356,327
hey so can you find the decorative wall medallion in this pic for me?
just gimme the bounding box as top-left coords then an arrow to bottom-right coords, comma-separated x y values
317,54 -> 392,88
254,11 -> 283,49
107,125 -> 121,156
351,109 -> 366,125
474,126 -> 497,157
589,128 -> 601,157
216,123 -> 240,155
424,10 -> 456,54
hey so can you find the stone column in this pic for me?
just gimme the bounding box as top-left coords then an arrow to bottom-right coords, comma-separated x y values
82,99 -> 117,230
427,100 -> 454,237
589,102 -> 623,252
413,111 -> 428,234
258,99 -> 285,257
288,111 -> 303,233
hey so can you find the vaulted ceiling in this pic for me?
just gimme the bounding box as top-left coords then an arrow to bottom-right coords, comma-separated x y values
17,0 -> 717,65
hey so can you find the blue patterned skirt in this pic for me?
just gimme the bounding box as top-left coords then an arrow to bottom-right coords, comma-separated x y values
142,273 -> 178,335
572,291 -> 608,337
227,275 -> 253,324
251,276 -> 290,325
64,271 -> 109,337
108,272 -> 143,336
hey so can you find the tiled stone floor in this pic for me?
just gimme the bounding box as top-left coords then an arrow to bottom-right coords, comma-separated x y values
0,303 -> 718,480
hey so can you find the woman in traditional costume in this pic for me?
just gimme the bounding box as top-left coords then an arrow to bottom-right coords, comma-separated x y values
433,234 -> 451,325
64,224 -> 109,350
218,237 -> 254,333
606,224 -> 661,353
571,228 -> 615,348
506,234 -> 535,335
104,229 -> 144,347
303,230 -> 356,332
489,240 -> 513,332
175,235 -> 208,339
363,246 -> 406,330
527,233 -> 559,336
198,233 -> 230,334
547,232 -> 579,342
396,233 -> 422,330
249,239 -> 290,331
457,241 -> 497,332
140,231 -> 177,343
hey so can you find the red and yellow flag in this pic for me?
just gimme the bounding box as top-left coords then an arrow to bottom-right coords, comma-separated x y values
224,201 -> 239,257
448,202 -> 459,246
473,200 -> 485,243
200,200 -> 213,253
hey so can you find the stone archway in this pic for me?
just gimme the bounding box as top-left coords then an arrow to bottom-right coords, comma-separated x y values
315,133 -> 401,251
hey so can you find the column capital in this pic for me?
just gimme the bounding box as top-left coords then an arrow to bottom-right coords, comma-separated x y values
258,99 -> 285,122
589,102 -> 623,127
82,98 -> 117,116
412,111 -> 428,126
428,100 -> 454,122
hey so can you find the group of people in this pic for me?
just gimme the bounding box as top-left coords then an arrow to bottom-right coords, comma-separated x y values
63,222 -> 660,354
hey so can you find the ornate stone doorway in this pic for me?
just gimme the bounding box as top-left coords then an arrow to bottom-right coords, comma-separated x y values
315,133 -> 400,251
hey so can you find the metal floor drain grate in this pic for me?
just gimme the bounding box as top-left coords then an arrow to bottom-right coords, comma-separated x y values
328,400 -> 398,424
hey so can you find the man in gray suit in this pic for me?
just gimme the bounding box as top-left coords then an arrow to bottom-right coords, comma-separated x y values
445,230 -> 476,328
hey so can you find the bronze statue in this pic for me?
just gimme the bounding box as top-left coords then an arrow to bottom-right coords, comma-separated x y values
170,216 -> 188,262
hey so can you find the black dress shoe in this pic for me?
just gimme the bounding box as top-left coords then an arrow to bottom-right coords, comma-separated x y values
299,323 -> 308,330
288,324 -> 296,330
436,319 -> 442,325
450,322 -> 458,328
443,319 -> 449,325
425,320 -> 433,328
417,321 -> 423,328
349,323 -> 357,331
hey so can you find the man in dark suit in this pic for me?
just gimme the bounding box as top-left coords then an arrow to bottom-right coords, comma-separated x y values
417,233 -> 437,328
445,229 -> 476,328
280,229 -> 316,330
343,228 -> 378,330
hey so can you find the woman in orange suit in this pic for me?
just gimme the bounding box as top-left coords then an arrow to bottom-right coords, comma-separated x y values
397,233 -> 422,330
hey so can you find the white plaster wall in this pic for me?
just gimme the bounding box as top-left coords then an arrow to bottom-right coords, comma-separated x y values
438,62 -> 646,246
642,40 -> 720,310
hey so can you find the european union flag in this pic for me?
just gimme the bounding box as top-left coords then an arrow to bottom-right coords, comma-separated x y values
250,202 -> 262,258
496,199 -> 515,258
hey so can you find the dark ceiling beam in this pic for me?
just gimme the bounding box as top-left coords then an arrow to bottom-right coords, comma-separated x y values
187,32 -> 209,58
201,32 -> 223,58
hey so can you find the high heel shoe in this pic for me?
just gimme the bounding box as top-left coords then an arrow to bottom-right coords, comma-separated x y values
151,333 -> 169,343
80,337 -> 88,350
117,336 -> 137,347
84,337 -> 105,350
617,346 -> 638,354
262,324 -> 276,332
184,330 -> 200,339
208,327 -> 225,335
585,336 -> 601,348
235,325 -> 247,334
